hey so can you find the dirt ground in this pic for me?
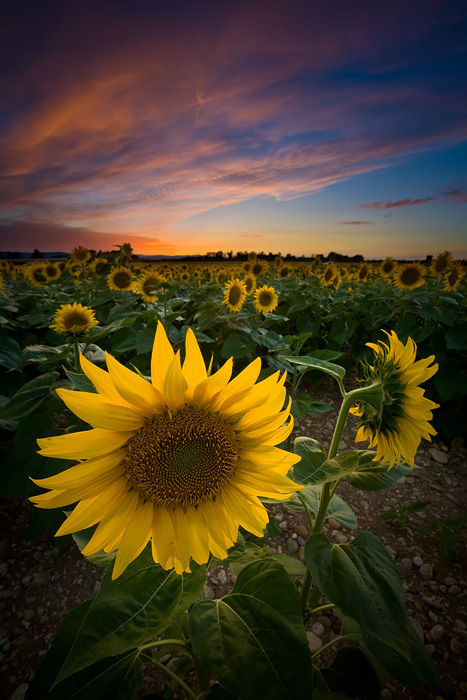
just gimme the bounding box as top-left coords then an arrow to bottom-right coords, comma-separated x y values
0,386 -> 466,700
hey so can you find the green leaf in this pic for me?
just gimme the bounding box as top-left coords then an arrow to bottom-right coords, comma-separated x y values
292,393 -> 332,419
305,532 -> 409,658
269,554 -> 307,576
55,548 -> 205,683
64,369 -> 97,393
287,484 -> 358,529
228,543 -> 269,576
72,525 -> 116,568
345,451 -> 412,491
293,437 -> 328,484
25,600 -> 143,700
319,647 -> 380,700
221,331 -> 254,359
282,355 -> 346,382
189,561 -> 313,700
0,371 -> 60,419
0,334 -> 22,368
445,322 -> 467,350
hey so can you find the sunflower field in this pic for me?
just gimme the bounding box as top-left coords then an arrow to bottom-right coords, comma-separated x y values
0,246 -> 466,699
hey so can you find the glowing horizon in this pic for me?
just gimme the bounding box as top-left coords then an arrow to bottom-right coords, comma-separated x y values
1,1 -> 466,259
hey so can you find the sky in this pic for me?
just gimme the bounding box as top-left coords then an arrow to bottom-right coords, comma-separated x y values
1,0 -> 466,259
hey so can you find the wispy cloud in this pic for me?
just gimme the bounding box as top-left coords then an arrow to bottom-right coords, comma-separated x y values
359,197 -> 435,209
339,221 -> 374,225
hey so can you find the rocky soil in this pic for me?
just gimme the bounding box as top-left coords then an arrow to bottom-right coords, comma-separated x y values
0,388 -> 466,700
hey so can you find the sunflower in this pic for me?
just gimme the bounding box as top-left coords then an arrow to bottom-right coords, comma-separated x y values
278,266 -> 291,279
31,322 -> 301,579
444,262 -> 464,291
43,261 -> 61,282
24,263 -> 48,287
394,262 -> 425,290
223,278 -> 247,312
379,257 -> 397,278
117,243 -> 134,262
254,285 -> 278,314
244,274 -> 256,295
351,330 -> 439,469
251,260 -> 266,278
136,271 -> 164,302
355,263 -> 371,283
431,251 -> 453,278
0,272 -> 3,293
107,265 -> 135,292
321,264 -> 337,287
88,257 -> 109,277
50,302 -> 99,336
71,246 -> 91,264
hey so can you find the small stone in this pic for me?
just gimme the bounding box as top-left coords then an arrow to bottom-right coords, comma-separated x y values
332,532 -> 348,544
298,546 -> 305,562
311,622 -> 325,636
448,585 -> 461,596
286,538 -> 299,554
419,563 -> 433,580
429,624 -> 445,642
381,690 -> 392,700
306,630 -> 323,653
278,521 -> 288,530
385,545 -> 397,557
412,556 -> 424,567
444,576 -> 456,586
21,576 -> 32,585
22,609 -> 35,622
450,638 -> 464,655
0,562 -> 7,578
410,618 -> 424,642
428,611 -> 439,624
294,524 -> 308,539
430,448 -> 449,464
203,585 -> 215,600
297,536 -> 306,546
455,619 -> 467,631
327,518 -> 341,530
401,558 -> 412,570
217,570 -> 228,585
9,682 -> 29,700
267,547 -> 278,556
31,572 -> 51,587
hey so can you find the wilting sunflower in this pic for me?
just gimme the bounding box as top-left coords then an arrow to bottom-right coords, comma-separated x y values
394,262 -> 426,290
136,271 -> 164,302
108,265 -> 135,292
31,322 -> 301,578
431,251 -> 453,278
254,285 -> 279,314
444,262 -> 464,291
71,246 -> 91,264
50,302 -> 99,336
379,257 -> 397,278
223,278 -> 247,312
351,330 -> 439,469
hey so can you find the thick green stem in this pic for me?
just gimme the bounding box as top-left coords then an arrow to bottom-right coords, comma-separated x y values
310,603 -> 335,615
149,655 -> 198,700
73,339 -> 81,373
311,634 -> 347,661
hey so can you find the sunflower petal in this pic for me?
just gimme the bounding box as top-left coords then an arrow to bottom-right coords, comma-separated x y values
183,329 -> 207,394
37,428 -> 134,459
151,321 -> 174,394
112,500 -> 153,579
56,388 -> 145,431
105,353 -> 165,414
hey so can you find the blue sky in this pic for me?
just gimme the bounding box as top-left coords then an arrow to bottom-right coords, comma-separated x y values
1,0 -> 466,258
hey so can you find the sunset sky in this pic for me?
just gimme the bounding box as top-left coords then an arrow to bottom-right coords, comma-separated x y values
1,0 -> 466,259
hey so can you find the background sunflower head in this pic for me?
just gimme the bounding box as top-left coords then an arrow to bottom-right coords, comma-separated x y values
50,302 -> 99,336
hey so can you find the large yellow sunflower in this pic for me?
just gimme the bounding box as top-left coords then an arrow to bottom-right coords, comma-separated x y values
107,265 -> 135,292
394,262 -> 426,290
351,330 -> 439,469
31,323 -> 301,579
50,302 -> 99,336
254,285 -> 279,313
223,278 -> 247,312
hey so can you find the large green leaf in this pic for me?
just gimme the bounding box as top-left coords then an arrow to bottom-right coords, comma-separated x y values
0,371 -> 60,419
293,437 -> 328,484
345,450 -> 412,491
282,355 -> 346,382
305,532 -> 409,658
56,548 -> 205,683
287,484 -> 357,529
189,560 -> 313,700
25,601 -> 143,700
0,334 -> 22,369
319,647 -> 380,700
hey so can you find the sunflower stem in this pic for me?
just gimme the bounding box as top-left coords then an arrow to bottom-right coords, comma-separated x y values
148,655 -> 198,700
73,339 -> 81,373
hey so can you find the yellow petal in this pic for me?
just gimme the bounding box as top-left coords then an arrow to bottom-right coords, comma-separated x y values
31,449 -> 126,490
37,428 -> 134,459
82,490 -> 140,556
56,388 -> 146,431
171,508 -> 192,572
112,500 -> 153,579
55,479 -> 129,536
152,506 -> 175,570
79,354 -> 129,405
163,352 -> 188,411
105,353 -> 165,414
151,321 -> 174,394
191,358 -> 233,409
182,329 -> 207,396
221,484 -> 268,537
210,358 -> 261,411
185,506 -> 210,565
30,471 -> 127,509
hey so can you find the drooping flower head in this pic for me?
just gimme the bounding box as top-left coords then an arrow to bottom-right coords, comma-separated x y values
254,285 -> 279,314
443,262 -> 464,291
223,278 -> 247,312
32,323 -> 302,579
244,274 -> 256,295
50,302 -> 99,336
431,251 -> 453,278
394,262 -> 426,290
351,330 -> 439,469
379,257 -> 397,278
